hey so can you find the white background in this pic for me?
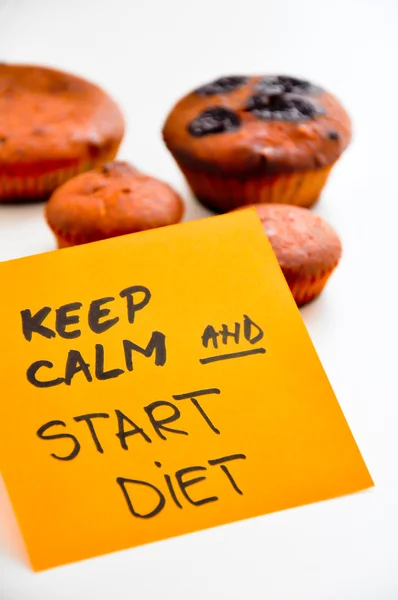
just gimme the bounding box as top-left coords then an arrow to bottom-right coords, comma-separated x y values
0,0 -> 397,598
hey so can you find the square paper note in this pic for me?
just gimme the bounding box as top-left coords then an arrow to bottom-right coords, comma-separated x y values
0,210 -> 373,570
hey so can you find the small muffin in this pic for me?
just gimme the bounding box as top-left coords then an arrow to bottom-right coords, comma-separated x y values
45,161 -> 184,248
0,64 -> 124,202
248,203 -> 342,306
162,75 -> 351,212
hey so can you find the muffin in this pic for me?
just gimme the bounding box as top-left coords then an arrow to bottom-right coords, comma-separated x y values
247,203 -> 342,306
162,75 -> 351,212
0,64 -> 124,202
45,161 -> 184,248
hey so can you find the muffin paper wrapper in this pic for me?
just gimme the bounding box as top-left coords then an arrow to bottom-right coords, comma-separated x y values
288,269 -> 335,306
178,163 -> 333,212
0,164 -> 87,202
0,146 -> 120,203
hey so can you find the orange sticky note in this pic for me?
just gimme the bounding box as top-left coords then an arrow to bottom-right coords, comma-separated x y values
0,210 -> 372,571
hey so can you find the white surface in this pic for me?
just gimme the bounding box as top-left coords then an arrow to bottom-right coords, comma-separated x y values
0,0 -> 397,598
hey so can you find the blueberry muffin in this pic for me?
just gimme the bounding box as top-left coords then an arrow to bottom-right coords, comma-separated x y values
162,75 -> 351,212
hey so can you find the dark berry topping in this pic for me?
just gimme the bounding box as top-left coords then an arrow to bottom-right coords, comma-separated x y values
195,76 -> 247,96
244,94 -> 324,121
328,130 -> 340,141
188,107 -> 241,136
255,75 -> 322,96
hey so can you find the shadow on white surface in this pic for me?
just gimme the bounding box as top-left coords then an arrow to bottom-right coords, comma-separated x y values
0,203 -> 56,261
0,475 -> 30,568
0,201 -> 46,222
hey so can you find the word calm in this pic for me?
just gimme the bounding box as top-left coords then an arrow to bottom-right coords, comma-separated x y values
21,285 -> 166,388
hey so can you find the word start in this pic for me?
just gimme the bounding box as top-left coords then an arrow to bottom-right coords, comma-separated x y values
37,387 -> 246,518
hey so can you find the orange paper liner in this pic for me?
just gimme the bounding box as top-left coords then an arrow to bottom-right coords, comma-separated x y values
287,269 -> 335,307
0,163 -> 87,203
178,163 -> 333,212
0,146 -> 120,203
